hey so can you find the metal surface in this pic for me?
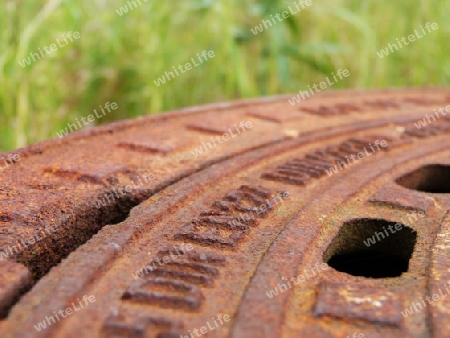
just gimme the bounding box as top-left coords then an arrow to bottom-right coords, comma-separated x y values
0,88 -> 450,337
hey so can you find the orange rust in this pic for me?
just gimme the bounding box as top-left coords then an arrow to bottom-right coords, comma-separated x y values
0,88 -> 449,337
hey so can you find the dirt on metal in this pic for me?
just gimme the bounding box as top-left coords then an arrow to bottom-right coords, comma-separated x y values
0,88 -> 449,337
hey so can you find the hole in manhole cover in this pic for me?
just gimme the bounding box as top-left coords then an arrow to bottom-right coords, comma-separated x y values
396,164 -> 450,193
323,218 -> 417,278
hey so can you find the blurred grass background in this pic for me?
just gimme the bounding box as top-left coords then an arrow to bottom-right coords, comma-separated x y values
0,0 -> 449,151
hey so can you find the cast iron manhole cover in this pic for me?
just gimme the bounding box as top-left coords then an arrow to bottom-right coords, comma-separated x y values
0,88 -> 450,337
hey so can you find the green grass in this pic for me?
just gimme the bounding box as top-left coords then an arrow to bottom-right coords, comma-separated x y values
1,0 -> 448,151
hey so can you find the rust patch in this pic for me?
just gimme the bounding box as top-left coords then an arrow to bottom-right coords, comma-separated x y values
313,281 -> 404,327
0,260 -> 32,319
369,185 -> 434,213
0,88 -> 449,337
248,108 -> 305,123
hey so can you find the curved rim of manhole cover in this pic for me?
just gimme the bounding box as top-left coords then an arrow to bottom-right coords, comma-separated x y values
0,87 -> 450,338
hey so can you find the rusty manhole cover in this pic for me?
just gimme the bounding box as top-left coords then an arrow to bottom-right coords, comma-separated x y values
0,88 -> 450,337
